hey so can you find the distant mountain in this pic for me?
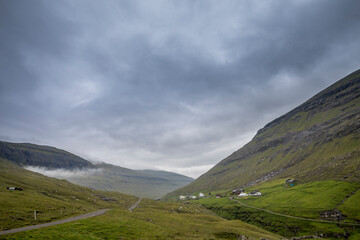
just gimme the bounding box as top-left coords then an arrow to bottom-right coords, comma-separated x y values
67,163 -> 194,199
0,141 -> 94,169
0,141 -> 193,198
137,169 -> 194,186
164,69 -> 360,199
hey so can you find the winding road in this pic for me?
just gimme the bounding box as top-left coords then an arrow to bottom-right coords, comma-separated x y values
234,200 -> 360,226
0,209 -> 110,236
0,197 -> 143,236
128,198 -> 142,212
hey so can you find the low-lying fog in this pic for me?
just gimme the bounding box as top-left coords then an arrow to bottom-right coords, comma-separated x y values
24,166 -> 102,179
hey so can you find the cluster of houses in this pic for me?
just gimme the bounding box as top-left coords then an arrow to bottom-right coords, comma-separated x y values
232,188 -> 262,197
179,179 -> 300,200
320,209 -> 345,221
179,192 -> 205,200
179,189 -> 262,200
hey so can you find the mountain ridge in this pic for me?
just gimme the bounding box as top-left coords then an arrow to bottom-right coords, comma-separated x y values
0,141 -> 95,169
67,162 -> 194,199
257,69 -> 360,135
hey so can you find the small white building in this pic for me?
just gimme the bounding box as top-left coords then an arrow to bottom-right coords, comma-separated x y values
190,195 -> 197,199
238,192 -> 249,197
179,195 -> 186,200
249,191 -> 262,196
199,192 -> 205,198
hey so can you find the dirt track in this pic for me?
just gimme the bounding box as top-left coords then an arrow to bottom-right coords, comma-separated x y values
0,209 -> 110,236
0,197 -> 143,236
128,198 -> 142,212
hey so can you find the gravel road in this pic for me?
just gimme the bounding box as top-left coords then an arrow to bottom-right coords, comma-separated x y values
0,209 -> 110,236
128,198 -> 142,212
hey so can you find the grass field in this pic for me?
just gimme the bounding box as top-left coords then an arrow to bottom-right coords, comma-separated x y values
196,197 -> 360,239
241,180 -> 360,221
0,158 -> 281,239
191,179 -> 360,239
338,190 -> 360,221
2,199 -> 282,239
0,158 -> 138,230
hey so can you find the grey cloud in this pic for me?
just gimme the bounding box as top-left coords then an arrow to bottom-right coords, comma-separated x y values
1,0 -> 360,177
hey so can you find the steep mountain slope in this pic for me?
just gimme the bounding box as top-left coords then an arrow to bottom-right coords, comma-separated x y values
0,141 -> 193,198
67,163 -> 193,199
165,69 -> 360,198
0,141 -> 94,169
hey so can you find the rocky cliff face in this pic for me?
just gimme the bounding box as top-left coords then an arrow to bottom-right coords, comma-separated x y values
165,69 -> 360,198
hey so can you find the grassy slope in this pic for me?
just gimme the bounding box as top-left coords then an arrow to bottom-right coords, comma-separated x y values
164,69 -> 360,199
67,163 -> 194,199
1,158 -> 280,239
188,179 -> 360,238
0,158 -> 137,231
197,197 -> 359,239
138,169 -> 194,185
242,180 -> 360,221
3,199 -> 282,240
338,189 -> 360,221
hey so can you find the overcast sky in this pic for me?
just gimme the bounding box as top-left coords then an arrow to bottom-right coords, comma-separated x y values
1,0 -> 360,178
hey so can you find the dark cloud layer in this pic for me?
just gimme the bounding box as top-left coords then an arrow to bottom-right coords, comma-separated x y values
1,0 -> 360,177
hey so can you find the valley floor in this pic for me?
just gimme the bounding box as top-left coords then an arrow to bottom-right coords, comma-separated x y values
0,209 -> 110,236
0,158 -> 281,239
1,199 -> 282,240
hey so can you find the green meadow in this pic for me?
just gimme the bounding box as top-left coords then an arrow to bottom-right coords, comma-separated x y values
2,199 -> 282,240
0,158 -> 137,230
0,158 -> 281,239
197,197 -> 360,239
241,180 -> 360,221
194,180 -> 360,239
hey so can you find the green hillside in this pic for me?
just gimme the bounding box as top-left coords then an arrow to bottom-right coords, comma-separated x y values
165,69 -> 360,198
138,169 -> 194,185
2,199 -> 282,240
185,179 -> 360,238
0,158 -> 281,239
67,163 -> 194,199
240,179 -> 360,221
0,158 -> 137,231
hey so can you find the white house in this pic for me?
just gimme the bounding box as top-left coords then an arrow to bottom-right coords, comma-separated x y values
190,195 -> 197,199
249,191 -> 262,196
199,192 -> 205,197
179,195 -> 186,200
238,192 -> 249,197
